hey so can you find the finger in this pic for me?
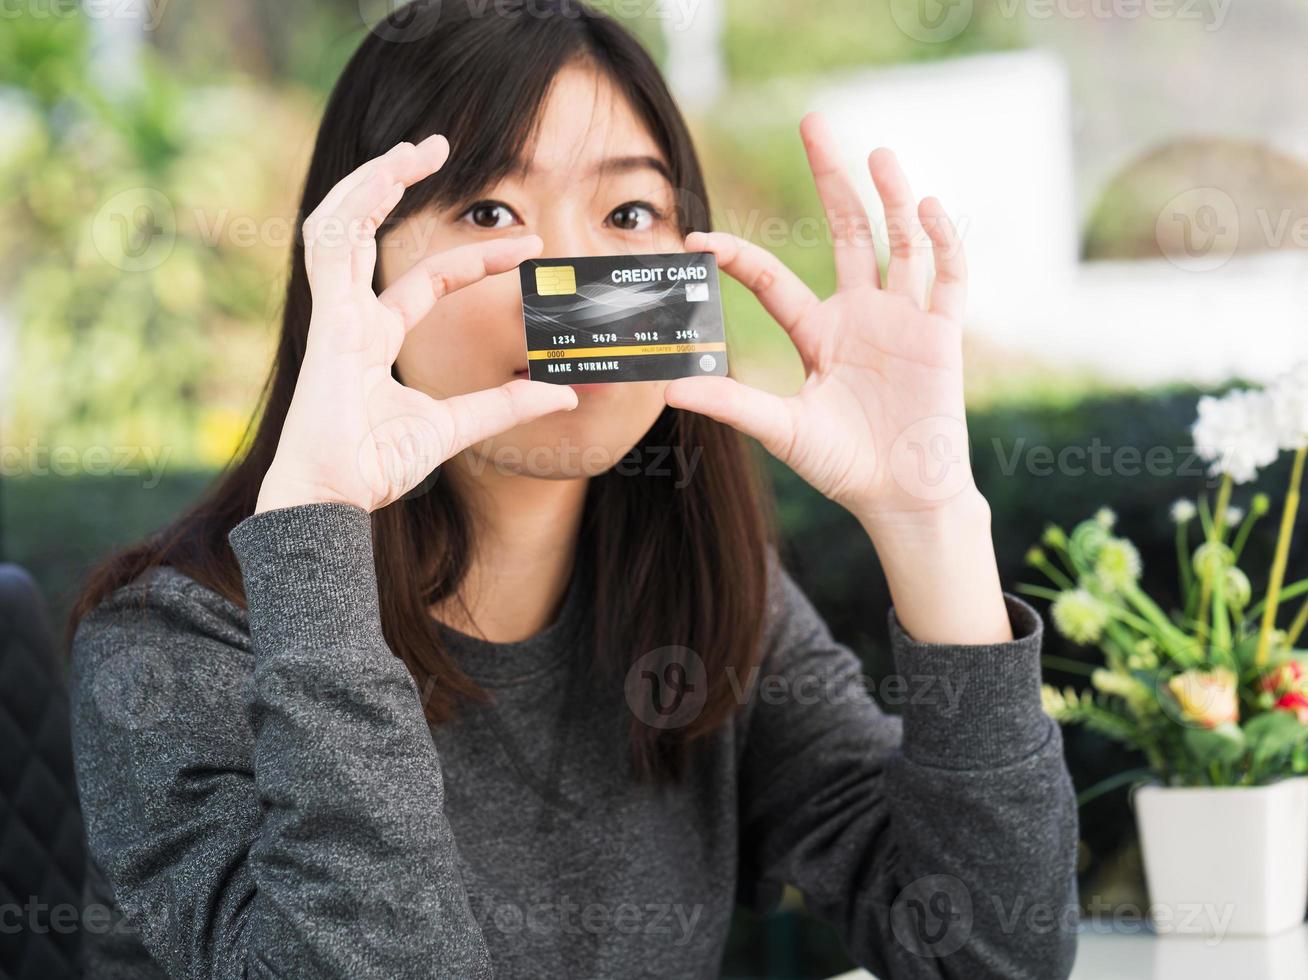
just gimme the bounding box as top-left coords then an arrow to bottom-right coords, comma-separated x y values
434,378 -> 579,458
799,111 -> 879,291
304,134 -> 449,291
663,375 -> 799,466
868,148 -> 927,304
308,170 -> 405,299
919,196 -> 967,321
308,133 -> 448,234
377,236 -> 544,343
685,231 -> 823,370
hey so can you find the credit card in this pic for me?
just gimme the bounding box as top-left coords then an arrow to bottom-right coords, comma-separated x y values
518,251 -> 729,384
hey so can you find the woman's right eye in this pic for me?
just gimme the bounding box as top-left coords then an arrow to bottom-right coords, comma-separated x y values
460,201 -> 520,229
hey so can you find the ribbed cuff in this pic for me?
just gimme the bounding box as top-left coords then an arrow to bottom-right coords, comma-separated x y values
228,502 -> 386,654
888,592 -> 1052,770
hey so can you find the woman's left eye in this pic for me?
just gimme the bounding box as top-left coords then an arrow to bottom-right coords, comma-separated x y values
607,201 -> 664,232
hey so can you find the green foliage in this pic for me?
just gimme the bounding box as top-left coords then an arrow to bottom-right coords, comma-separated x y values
1183,723 -> 1245,766
1046,688 -> 1150,752
722,0 -> 1025,81
1244,710 -> 1308,768
0,7 -> 90,105
1,8 -> 299,469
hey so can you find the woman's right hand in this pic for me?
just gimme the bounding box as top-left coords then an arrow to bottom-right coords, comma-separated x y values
255,134 -> 579,515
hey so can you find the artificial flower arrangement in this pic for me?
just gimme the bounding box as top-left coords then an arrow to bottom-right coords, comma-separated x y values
1026,364 -> 1308,789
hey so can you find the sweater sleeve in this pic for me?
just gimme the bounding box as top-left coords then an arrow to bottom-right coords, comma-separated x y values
68,502 -> 491,980
736,556 -> 1079,980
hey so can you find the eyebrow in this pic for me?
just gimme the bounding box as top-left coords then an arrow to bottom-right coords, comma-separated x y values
515,154 -> 673,184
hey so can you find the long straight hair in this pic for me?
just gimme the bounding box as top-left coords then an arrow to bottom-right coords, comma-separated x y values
70,0 -> 777,782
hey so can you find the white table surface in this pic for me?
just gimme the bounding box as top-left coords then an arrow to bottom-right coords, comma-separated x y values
830,921 -> 1308,979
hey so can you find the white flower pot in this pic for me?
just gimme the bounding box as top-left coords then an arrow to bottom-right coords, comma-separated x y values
1134,778 -> 1308,937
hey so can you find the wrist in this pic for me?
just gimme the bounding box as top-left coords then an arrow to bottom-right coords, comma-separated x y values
855,488 -> 993,548
858,490 -> 1013,645
255,467 -> 363,515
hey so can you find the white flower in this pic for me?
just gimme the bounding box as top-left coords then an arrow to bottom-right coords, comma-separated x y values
1170,499 -> 1197,524
1269,362 -> 1308,451
1094,507 -> 1117,529
1193,541 -> 1234,579
1052,589 -> 1111,644
1224,567 -> 1252,608
1192,389 -> 1281,484
1092,668 -> 1154,712
1224,505 -> 1245,525
1094,538 -> 1143,594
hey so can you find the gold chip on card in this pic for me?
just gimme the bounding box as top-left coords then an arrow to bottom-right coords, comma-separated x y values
535,265 -> 577,296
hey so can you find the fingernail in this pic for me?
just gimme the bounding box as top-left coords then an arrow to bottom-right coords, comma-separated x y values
418,133 -> 447,151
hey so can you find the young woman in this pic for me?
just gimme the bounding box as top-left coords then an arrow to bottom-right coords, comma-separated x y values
68,2 -> 1078,978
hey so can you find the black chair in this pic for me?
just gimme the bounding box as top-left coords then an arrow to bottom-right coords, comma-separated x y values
0,565 -> 85,980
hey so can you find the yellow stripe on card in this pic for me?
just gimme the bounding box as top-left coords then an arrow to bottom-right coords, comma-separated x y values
527,341 -> 726,360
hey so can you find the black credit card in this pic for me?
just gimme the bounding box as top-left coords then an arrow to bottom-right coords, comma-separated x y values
518,251 -> 729,384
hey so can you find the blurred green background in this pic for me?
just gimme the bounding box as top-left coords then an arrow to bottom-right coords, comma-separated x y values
3,2 -> 1305,978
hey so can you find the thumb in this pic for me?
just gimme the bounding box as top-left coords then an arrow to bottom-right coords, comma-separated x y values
663,375 -> 796,464
430,378 -> 579,458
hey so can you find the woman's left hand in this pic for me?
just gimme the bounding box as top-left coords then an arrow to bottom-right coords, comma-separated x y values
664,112 -> 979,530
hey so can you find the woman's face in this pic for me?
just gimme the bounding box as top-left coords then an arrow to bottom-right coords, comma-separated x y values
378,63 -> 685,481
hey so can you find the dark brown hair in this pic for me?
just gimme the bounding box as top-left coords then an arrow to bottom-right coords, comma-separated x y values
70,0 -> 777,782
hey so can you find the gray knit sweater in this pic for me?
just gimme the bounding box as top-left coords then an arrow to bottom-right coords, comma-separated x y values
69,502 -> 1078,979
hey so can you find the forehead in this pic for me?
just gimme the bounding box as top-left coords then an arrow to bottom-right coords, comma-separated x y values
512,63 -> 669,183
